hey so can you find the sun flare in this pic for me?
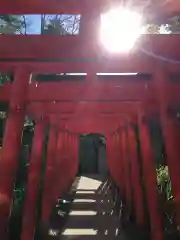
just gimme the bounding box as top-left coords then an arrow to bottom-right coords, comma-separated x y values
100,7 -> 142,53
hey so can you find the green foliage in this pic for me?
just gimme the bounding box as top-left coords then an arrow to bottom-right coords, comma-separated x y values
157,166 -> 172,201
146,24 -> 161,34
42,15 -> 68,35
0,112 -> 6,146
0,15 -> 26,34
0,111 -> 6,119
0,73 -> 13,85
7,118 -> 34,239
156,166 -> 180,237
12,189 -> 25,220
41,14 -> 80,35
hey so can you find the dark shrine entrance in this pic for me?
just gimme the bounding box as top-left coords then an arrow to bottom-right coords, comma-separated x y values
78,133 -> 107,175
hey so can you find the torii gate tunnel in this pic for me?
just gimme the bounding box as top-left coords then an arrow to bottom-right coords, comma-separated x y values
1,1 -> 180,239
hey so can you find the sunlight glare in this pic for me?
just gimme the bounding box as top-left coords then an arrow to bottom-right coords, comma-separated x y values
100,7 -> 142,53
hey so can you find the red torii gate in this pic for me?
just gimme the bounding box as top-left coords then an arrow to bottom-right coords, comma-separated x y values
0,1 -> 180,239
1,46 -> 180,240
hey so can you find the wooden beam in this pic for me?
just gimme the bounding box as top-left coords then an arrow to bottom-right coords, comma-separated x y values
0,35 -> 180,61
1,0 -> 179,18
28,82 -> 180,102
1,81 -> 152,102
26,109 -> 122,134
1,81 -> 180,102
0,61 -> 179,74
0,0 -> 106,14
66,120 -> 120,134
27,102 -> 139,114
146,0 -> 180,21
28,81 -> 152,101
60,113 -> 128,119
29,113 -> 134,120
0,60 -> 152,74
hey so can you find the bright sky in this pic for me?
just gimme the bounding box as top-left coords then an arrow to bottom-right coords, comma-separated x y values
25,15 -> 41,34
159,24 -> 171,34
0,13 -> 171,35
18,14 -> 171,35
21,14 -> 81,35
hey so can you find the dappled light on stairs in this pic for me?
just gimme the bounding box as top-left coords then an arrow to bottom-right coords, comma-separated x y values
59,175 -> 123,239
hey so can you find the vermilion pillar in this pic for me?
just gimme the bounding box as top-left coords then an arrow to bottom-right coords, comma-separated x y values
127,121 -> 144,226
59,132 -> 74,196
62,132 -> 72,191
113,132 -> 126,191
21,119 -> 45,240
115,131 -> 125,195
107,133 -> 124,192
154,63 -> 180,226
67,134 -> 72,177
106,134 -> 114,178
113,133 -> 123,190
42,125 -> 57,222
110,134 -> 117,182
138,109 -> 163,240
63,132 -> 69,158
0,69 -> 30,235
71,134 -> 76,176
53,132 -> 63,203
73,135 -> 79,176
68,134 -> 76,178
54,131 -> 71,202
121,126 -> 132,211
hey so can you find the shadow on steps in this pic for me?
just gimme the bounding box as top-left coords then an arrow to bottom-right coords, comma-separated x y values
40,178 -> 81,239
41,175 -> 150,240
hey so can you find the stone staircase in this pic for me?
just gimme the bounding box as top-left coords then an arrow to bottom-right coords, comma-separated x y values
59,175 -> 125,239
